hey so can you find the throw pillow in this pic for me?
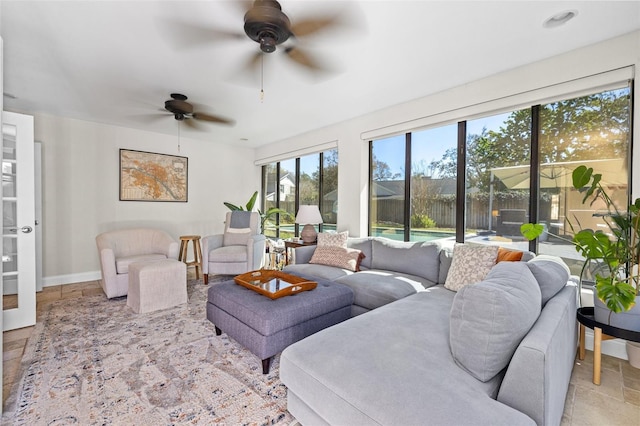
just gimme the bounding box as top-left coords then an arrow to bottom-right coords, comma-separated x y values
309,246 -> 364,272
449,262 -> 542,382
317,231 -> 348,248
223,227 -> 252,246
526,255 -> 570,306
497,247 -> 524,262
444,244 -> 499,292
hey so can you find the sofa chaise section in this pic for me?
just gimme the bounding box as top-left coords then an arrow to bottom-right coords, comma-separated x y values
281,286 -> 536,425
280,248 -> 577,426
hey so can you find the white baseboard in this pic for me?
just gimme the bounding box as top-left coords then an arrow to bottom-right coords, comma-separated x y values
583,328 -> 629,360
43,271 -> 101,287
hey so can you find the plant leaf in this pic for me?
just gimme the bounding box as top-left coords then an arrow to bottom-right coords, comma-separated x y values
572,165 -> 592,189
596,276 -> 637,313
520,223 -> 544,241
223,202 -> 242,211
245,191 -> 258,211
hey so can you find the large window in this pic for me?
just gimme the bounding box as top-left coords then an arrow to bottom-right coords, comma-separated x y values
262,149 -> 338,239
466,109 -> 531,239
370,135 -> 405,240
536,88 -> 631,276
369,84 -> 632,275
410,125 -> 458,241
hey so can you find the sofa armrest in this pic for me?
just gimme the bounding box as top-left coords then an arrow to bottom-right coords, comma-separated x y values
292,245 -> 317,264
497,283 -> 577,426
201,234 -> 224,274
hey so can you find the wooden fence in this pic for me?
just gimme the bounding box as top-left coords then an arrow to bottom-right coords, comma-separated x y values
373,195 -> 548,230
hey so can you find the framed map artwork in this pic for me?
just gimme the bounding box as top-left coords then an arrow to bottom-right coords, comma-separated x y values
119,149 -> 188,202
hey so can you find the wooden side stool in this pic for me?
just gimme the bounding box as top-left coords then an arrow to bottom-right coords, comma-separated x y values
179,235 -> 203,280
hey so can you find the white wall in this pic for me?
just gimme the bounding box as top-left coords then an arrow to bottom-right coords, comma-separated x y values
255,30 -> 640,239
33,114 -> 259,285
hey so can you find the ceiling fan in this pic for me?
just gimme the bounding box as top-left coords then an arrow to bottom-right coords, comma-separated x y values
163,93 -> 234,129
163,0 -> 360,76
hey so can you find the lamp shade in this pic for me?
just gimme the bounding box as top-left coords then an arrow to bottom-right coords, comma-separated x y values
295,205 -> 323,225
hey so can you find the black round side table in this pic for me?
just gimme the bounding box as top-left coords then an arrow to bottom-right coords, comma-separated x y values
577,307 -> 640,385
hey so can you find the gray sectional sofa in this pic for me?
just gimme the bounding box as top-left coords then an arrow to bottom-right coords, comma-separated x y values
281,237 -> 578,426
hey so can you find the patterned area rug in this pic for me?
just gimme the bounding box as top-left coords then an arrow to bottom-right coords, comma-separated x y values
2,277 -> 294,425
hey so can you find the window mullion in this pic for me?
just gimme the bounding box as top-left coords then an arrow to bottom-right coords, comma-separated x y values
456,121 -> 467,243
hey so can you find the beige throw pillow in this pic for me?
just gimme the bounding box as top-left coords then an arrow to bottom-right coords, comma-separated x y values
309,246 -> 363,272
317,231 -> 348,248
444,244 -> 499,292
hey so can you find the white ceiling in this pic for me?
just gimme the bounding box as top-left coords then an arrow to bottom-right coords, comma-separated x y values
2,1 -> 640,148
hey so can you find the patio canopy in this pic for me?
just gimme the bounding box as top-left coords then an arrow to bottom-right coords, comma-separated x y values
490,158 -> 627,190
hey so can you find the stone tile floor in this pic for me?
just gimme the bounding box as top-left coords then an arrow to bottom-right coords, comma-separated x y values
3,278 -> 640,424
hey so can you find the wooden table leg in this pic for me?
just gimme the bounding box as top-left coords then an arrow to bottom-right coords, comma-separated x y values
593,326 -> 602,385
579,323 -> 586,360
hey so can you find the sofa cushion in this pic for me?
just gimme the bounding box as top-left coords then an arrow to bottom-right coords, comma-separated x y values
371,238 -> 440,282
347,238 -> 373,270
438,246 -> 454,284
115,254 -> 167,274
309,246 -> 364,272
336,269 -> 435,310
449,262 -> 542,382
284,263 -> 354,281
444,244 -> 499,292
526,255 -> 570,306
317,231 -> 348,248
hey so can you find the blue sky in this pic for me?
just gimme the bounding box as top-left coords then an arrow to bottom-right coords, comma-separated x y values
373,112 -> 511,177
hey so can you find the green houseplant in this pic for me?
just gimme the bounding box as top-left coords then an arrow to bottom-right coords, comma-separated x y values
224,191 -> 291,234
570,165 -> 639,323
521,165 -> 639,328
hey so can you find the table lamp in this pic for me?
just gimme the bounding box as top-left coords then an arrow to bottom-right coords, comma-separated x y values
295,205 -> 323,243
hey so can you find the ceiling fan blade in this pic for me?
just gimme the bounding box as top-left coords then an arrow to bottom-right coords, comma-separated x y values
283,46 -> 328,73
183,117 -> 204,131
193,112 -> 235,126
158,18 -> 244,49
290,15 -> 342,38
131,112 -> 170,124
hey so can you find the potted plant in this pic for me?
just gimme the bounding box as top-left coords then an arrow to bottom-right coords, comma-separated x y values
224,191 -> 291,235
569,165 -> 640,330
521,165 -> 640,331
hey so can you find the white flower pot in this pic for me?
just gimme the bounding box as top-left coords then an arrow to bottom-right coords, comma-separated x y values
626,341 -> 640,369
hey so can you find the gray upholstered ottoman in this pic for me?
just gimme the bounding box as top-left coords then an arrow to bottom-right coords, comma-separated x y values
207,278 -> 353,373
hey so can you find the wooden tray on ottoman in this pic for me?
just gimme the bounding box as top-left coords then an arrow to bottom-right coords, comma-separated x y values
234,270 -> 317,300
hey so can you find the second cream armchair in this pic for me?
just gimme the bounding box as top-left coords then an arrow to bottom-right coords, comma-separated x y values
202,211 -> 266,284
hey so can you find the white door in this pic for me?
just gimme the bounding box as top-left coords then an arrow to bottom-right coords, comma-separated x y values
2,111 -> 36,331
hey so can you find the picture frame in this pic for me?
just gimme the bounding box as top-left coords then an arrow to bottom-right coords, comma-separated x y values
119,149 -> 188,202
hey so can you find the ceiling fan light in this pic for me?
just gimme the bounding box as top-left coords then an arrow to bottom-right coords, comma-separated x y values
260,33 -> 277,53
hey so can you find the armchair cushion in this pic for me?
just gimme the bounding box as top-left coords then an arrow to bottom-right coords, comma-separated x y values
115,254 -> 168,274
208,246 -> 249,263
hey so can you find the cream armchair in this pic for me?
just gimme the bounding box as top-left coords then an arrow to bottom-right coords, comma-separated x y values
95,228 -> 179,298
202,211 -> 266,284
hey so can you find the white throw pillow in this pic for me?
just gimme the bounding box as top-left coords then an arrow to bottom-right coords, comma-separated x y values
444,244 -> 499,292
309,246 -> 364,272
317,231 -> 348,248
